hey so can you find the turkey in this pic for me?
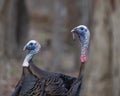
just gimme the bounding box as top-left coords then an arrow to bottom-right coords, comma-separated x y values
12,40 -> 47,96
12,40 -> 76,96
67,25 -> 90,96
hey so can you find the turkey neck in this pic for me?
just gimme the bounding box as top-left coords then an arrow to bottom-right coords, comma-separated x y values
21,53 -> 34,77
22,53 -> 33,67
78,62 -> 85,80
78,31 -> 90,80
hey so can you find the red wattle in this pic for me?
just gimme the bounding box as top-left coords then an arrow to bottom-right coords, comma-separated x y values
80,56 -> 87,63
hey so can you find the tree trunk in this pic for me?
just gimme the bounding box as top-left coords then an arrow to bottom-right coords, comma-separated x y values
111,0 -> 120,96
0,0 -> 29,60
82,0 -> 113,96
0,16 -> 4,58
79,0 -> 93,26
0,0 -> 4,57
50,0 -> 64,71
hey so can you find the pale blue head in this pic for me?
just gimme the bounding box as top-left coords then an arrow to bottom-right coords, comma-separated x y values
71,25 -> 90,63
23,40 -> 41,54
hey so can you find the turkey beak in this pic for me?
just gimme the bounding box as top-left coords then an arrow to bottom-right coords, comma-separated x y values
71,29 -> 76,41
23,45 -> 27,51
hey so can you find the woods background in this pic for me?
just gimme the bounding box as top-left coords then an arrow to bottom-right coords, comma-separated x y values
0,0 -> 120,96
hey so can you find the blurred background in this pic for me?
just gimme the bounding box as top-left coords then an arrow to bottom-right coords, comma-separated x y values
0,0 -> 120,96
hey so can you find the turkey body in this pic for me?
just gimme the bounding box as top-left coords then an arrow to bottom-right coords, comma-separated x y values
12,62 -> 76,96
29,62 -> 77,94
29,62 -> 81,96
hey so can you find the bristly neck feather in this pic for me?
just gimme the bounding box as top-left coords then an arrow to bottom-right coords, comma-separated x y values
22,53 -> 34,67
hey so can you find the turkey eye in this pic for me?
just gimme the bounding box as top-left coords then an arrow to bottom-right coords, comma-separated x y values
29,43 -> 33,45
80,27 -> 85,31
79,27 -> 87,33
80,27 -> 84,30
